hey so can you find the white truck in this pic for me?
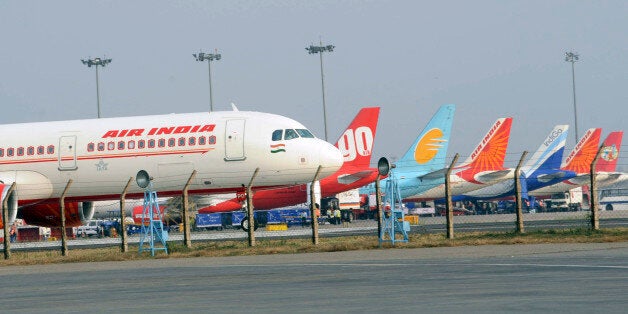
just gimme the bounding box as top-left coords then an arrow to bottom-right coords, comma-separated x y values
548,187 -> 586,211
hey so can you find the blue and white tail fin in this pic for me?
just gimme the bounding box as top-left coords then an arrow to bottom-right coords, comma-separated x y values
522,125 -> 569,176
396,104 -> 455,174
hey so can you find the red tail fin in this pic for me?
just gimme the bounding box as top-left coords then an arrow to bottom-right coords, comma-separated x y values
596,131 -> 623,172
562,128 -> 602,173
334,107 -> 380,169
456,117 -> 513,183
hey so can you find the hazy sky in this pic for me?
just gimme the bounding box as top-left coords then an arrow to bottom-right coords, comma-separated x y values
1,1 -> 627,170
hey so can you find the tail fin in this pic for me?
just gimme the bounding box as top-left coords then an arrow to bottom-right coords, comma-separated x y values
562,128 -> 602,174
334,107 -> 380,169
397,104 -> 455,174
523,125 -> 569,174
455,117 -> 513,182
596,131 -> 623,172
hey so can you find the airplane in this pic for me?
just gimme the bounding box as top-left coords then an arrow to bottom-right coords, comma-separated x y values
0,107 -> 344,228
402,117 -> 514,201
530,130 -> 624,196
198,106 -> 382,213
455,125 -> 576,201
360,104 -> 456,199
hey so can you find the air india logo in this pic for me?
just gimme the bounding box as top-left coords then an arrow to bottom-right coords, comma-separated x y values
414,128 -> 446,164
601,145 -> 619,162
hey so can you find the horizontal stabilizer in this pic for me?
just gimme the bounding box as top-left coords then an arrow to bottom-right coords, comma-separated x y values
475,169 -> 513,181
537,171 -> 568,182
337,170 -> 376,185
419,168 -> 448,181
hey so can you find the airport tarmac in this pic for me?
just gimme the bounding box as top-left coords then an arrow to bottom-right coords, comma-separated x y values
0,242 -> 626,313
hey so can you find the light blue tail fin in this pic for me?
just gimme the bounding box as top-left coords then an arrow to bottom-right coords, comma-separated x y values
396,104 -> 455,174
522,125 -> 569,175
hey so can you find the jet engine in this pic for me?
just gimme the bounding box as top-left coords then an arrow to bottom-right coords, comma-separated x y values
19,202 -> 95,228
0,183 -> 18,229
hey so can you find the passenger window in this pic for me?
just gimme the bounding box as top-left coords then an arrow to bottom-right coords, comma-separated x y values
37,146 -> 44,155
296,129 -> 315,138
108,142 -> 115,150
97,142 -> 105,151
87,143 -> 95,152
284,129 -> 299,140
199,136 -> 206,145
208,136 -> 216,144
47,145 -> 55,154
138,140 -> 146,149
178,137 -> 186,146
188,137 -> 196,146
7,148 -> 14,157
0,148 -> 4,157
272,130 -> 283,141
158,139 -> 166,148
148,139 -> 156,148
118,141 -> 125,150
128,140 -> 135,149
27,146 -> 35,155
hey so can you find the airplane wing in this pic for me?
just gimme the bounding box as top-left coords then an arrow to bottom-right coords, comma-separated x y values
337,170 -> 376,185
475,169 -> 513,182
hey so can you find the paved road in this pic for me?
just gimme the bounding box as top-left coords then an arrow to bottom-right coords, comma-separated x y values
0,242 -> 626,313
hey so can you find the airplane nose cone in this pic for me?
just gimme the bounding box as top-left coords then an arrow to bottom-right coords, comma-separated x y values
317,140 -> 343,177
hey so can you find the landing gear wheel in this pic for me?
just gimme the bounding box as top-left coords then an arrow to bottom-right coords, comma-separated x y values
241,216 -> 258,232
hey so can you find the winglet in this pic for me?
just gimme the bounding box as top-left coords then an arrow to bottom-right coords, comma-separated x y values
596,131 -> 623,172
562,128 -> 602,174
397,104 -> 456,174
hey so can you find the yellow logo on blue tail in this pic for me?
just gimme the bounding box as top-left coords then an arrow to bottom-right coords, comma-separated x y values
414,128 -> 446,164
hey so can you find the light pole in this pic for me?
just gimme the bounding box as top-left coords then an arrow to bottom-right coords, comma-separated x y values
81,57 -> 112,118
306,41 -> 335,141
194,50 -> 221,112
565,51 -> 580,144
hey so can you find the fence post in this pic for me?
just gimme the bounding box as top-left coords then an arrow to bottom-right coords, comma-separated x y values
3,182 -> 16,260
246,168 -> 260,247
445,154 -> 459,240
514,151 -> 528,234
182,170 -> 197,248
589,145 -> 605,230
309,166 -> 322,245
119,177 -> 133,253
60,179 -> 73,257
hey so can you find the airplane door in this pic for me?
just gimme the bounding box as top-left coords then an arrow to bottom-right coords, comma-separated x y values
224,119 -> 246,161
58,135 -> 78,170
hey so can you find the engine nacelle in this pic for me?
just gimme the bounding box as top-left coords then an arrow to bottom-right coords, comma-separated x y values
0,183 -> 18,229
19,202 -> 95,228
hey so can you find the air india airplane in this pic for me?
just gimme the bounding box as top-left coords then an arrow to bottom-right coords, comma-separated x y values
0,107 -> 344,228
198,106 -> 381,213
531,130 -> 624,195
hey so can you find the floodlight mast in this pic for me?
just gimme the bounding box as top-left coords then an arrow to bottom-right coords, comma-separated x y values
565,51 -> 580,145
194,50 -> 221,112
81,57 -> 112,119
306,42 -> 335,141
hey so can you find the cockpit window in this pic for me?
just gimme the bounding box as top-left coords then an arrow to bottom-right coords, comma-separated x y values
296,129 -> 314,138
284,129 -> 299,140
272,129 -> 283,141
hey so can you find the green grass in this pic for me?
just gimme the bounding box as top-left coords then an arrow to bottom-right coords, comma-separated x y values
2,227 -> 627,266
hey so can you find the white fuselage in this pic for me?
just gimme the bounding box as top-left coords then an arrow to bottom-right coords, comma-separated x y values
0,110 -> 343,205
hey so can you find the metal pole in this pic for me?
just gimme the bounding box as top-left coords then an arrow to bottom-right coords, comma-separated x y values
182,170 -> 197,248
445,154 -> 459,239
514,151 -> 528,234
375,175 -> 383,247
590,145 -> 605,230
246,168 -> 260,247
319,49 -> 328,141
3,183 -> 16,260
309,166 -> 322,245
96,65 -> 101,119
60,179 -> 73,257
571,61 -> 578,144
208,60 -> 214,112
119,177 -> 132,253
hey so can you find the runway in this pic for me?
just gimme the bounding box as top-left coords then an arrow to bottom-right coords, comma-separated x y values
0,242 -> 627,313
